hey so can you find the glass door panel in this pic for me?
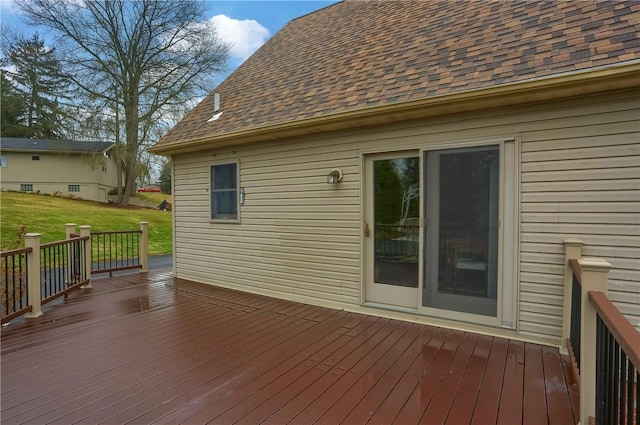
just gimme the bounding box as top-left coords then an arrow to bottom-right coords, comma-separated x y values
373,157 -> 420,289
422,146 -> 499,317
364,153 -> 420,309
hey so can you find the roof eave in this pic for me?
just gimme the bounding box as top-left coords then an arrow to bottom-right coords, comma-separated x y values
150,61 -> 640,156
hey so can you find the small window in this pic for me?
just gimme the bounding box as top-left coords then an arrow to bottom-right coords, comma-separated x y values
101,162 -> 108,173
210,162 -> 239,221
32,155 -> 40,161
68,184 -> 80,193
20,184 -> 33,192
0,155 -> 6,167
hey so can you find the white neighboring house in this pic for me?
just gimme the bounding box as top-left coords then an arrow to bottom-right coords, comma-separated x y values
0,137 -> 119,203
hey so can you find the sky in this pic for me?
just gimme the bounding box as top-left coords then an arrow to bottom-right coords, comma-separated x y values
0,0 -> 339,82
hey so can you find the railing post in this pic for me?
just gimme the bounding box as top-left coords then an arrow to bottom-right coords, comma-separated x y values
578,257 -> 610,425
80,226 -> 92,289
65,223 -> 77,239
24,233 -> 43,318
562,239 -> 583,354
140,221 -> 149,273
65,223 -> 77,285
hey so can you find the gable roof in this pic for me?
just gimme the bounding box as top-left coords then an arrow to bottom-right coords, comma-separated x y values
152,0 -> 640,154
0,138 -> 115,154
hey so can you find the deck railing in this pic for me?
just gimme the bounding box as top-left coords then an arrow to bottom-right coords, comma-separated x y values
40,236 -> 90,305
1,247 -> 32,322
91,229 -> 144,275
1,222 -> 148,324
563,240 -> 639,425
591,291 -> 639,425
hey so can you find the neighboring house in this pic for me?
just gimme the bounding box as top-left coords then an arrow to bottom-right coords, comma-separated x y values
0,137 -> 119,203
150,1 -> 640,347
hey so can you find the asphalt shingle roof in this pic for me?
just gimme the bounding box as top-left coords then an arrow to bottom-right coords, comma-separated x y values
155,0 -> 640,148
0,138 -> 114,153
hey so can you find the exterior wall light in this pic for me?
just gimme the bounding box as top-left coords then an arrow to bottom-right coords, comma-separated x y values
327,168 -> 343,184
239,188 -> 246,206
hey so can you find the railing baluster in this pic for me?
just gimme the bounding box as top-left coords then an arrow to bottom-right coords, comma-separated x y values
617,342 -> 623,424
570,270 -> 582,370
626,358 -> 633,425
609,323 -> 616,424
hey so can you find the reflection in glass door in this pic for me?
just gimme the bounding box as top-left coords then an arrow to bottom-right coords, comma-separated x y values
423,146 -> 499,317
374,157 -> 420,288
365,154 -> 420,308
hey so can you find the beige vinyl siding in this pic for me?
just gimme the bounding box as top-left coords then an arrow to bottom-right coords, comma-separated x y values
520,103 -> 640,337
173,89 -> 640,345
174,148 -> 362,305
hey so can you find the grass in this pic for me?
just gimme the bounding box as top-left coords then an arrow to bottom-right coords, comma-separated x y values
1,191 -> 172,255
134,192 -> 172,205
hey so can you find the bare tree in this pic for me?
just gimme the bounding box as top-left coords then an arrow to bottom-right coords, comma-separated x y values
18,0 -> 230,204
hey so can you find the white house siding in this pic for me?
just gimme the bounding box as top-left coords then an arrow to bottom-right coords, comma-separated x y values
173,89 -> 639,345
0,151 -> 118,202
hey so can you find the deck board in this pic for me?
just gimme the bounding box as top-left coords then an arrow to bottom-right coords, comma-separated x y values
471,336 -> 509,425
497,340 -> 526,425
444,334 -> 493,425
393,329 -> 465,424
542,345 -> 577,425
420,332 -> 479,424
0,270 -> 578,425
305,323 -> 428,425
523,343 -> 549,425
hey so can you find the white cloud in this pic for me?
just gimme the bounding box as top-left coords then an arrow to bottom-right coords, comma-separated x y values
0,0 -> 19,14
210,14 -> 270,61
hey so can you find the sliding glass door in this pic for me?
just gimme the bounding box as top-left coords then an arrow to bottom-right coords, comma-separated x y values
364,143 -> 508,320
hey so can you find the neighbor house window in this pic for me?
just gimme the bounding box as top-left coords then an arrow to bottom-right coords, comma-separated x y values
21,184 -> 33,192
32,155 -> 40,161
68,184 -> 80,193
210,161 -> 239,221
0,155 -> 6,167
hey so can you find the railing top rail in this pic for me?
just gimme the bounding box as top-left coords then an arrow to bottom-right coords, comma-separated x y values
91,230 -> 142,236
569,258 -> 581,283
589,290 -> 640,369
40,236 -> 90,249
1,247 -> 32,257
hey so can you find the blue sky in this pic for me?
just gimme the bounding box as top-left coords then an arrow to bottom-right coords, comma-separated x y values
0,0 -> 339,82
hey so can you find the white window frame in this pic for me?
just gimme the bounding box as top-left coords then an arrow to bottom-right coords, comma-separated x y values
21,184 -> 33,192
0,155 -> 6,167
210,160 -> 240,223
68,184 -> 80,193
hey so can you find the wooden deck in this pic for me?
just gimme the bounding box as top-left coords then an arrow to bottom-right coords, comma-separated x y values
1,270 -> 579,425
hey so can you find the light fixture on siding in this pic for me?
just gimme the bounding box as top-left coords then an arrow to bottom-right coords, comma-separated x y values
207,93 -> 223,122
327,168 -> 343,184
239,188 -> 246,206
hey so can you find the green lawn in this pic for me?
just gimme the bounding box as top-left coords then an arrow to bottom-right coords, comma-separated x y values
134,192 -> 172,205
1,191 -> 172,255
